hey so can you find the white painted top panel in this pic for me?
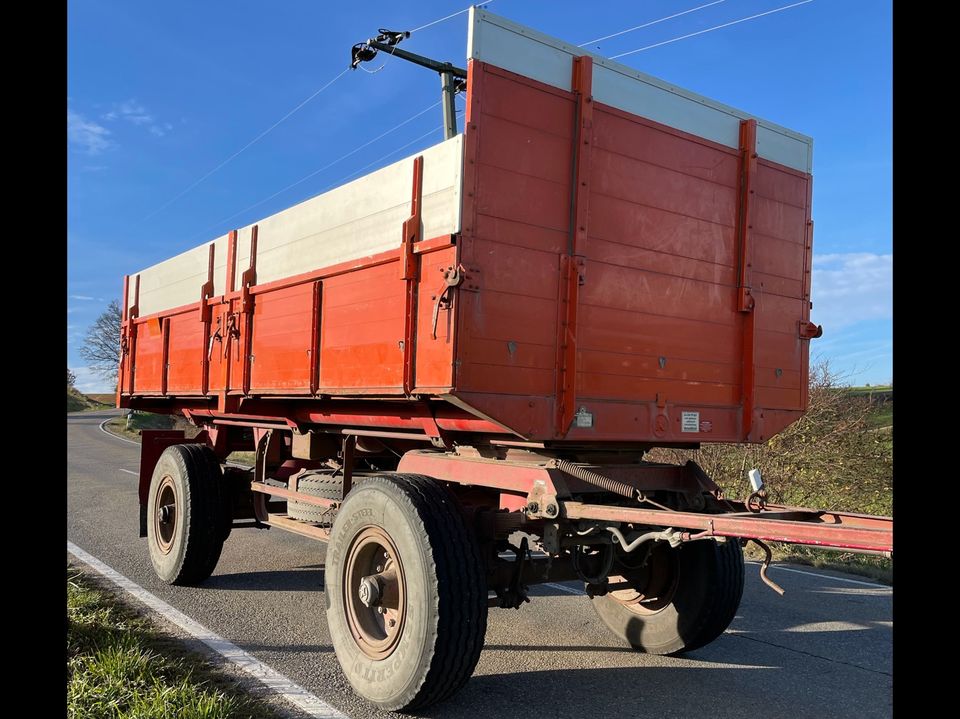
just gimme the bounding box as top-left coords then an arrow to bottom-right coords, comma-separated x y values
133,135 -> 463,316
467,8 -> 812,173
135,235 -> 228,317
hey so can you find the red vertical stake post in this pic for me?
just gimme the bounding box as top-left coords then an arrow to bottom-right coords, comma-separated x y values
400,156 -> 424,396
239,225 -> 258,395
736,119 -> 758,439
555,54 -> 593,437
117,274 -> 130,407
219,229 -> 238,412
160,316 -> 171,396
200,243 -> 215,396
126,275 -> 140,396
800,175 -> 815,411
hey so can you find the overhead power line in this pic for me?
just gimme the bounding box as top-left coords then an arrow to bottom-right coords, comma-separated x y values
143,68 -> 350,221
578,1 -> 727,48
410,0 -> 497,34
145,2 -> 495,222
191,100 -> 443,241
325,110 -> 465,191
611,0 -> 816,59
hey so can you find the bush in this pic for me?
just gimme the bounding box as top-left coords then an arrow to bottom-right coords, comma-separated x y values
648,362 -> 892,517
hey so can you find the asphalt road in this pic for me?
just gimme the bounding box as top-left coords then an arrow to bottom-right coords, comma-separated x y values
68,410 -> 892,719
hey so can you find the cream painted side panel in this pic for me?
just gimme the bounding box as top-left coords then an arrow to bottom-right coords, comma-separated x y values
131,136 -> 463,314
135,235 -> 227,316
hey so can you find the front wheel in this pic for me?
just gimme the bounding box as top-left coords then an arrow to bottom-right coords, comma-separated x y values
324,474 -> 487,711
591,537 -> 744,655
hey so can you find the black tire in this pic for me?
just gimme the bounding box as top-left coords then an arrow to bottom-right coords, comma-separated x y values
325,474 -> 487,711
146,444 -> 227,585
591,538 -> 744,655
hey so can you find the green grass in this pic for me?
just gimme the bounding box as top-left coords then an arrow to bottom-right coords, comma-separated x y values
68,387 -> 111,413
105,413 -> 200,442
68,565 -> 283,719
866,402 -> 893,430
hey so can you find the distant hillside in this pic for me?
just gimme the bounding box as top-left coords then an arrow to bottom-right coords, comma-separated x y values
67,387 -> 109,412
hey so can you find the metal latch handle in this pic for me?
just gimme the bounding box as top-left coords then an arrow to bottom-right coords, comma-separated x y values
431,266 -> 464,339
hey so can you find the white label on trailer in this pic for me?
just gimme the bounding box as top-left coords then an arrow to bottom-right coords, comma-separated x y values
574,407 -> 594,428
681,412 -> 700,433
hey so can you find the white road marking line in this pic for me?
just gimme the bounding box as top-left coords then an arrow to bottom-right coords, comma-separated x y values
67,541 -> 348,719
99,418 -> 140,446
746,561 -> 892,590
119,469 -> 138,476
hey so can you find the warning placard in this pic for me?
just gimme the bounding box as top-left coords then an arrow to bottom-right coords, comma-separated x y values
681,411 -> 700,433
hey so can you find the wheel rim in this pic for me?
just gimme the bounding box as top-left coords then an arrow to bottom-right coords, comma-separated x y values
608,541 -> 680,614
342,526 -> 407,660
153,475 -> 178,555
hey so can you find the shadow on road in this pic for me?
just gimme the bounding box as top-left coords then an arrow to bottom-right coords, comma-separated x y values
205,568 -> 326,592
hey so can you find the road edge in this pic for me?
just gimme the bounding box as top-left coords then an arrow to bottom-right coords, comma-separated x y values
67,541 -> 348,719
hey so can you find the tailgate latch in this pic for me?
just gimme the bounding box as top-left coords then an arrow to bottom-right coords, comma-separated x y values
431,265 -> 465,339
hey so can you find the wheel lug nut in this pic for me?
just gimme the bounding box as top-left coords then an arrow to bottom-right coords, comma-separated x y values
388,618 -> 396,627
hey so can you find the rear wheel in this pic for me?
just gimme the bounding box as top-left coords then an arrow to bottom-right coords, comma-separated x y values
591,538 -> 744,655
146,444 -> 228,585
324,474 -> 487,711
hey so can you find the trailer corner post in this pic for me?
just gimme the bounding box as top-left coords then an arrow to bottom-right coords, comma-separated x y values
737,118 -> 759,440
555,53 -> 594,438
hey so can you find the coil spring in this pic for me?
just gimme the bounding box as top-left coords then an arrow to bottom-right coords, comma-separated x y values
554,459 -> 638,500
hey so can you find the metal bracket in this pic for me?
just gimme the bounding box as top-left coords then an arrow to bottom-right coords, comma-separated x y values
525,479 -> 559,519
431,265 -> 464,339
799,320 -> 823,339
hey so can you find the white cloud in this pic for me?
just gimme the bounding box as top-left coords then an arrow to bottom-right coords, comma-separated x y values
811,252 -> 892,331
67,109 -> 112,154
70,294 -> 94,301
104,99 -> 170,137
70,366 -> 115,394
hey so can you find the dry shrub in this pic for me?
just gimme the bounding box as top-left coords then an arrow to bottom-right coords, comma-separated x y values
647,362 -> 892,516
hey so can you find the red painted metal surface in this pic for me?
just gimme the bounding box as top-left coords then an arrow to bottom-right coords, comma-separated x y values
562,501 -> 893,554
401,157 -> 424,395
555,55 -> 593,438
398,451 -> 560,497
121,54 -> 816,446
451,59 -> 813,443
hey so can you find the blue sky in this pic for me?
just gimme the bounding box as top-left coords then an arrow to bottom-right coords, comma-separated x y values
68,0 -> 891,393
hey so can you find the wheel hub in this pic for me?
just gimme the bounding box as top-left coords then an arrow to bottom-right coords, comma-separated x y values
153,475 -> 178,555
342,526 -> 407,660
609,541 -> 680,614
358,576 -> 381,607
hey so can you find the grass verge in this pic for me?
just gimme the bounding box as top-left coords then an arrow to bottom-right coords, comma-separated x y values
103,415 -> 254,466
68,387 -> 111,413
743,542 -> 891,585
67,564 -> 285,719
106,412 -> 201,443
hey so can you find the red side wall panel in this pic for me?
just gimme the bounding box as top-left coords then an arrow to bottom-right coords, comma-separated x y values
452,60 -> 813,442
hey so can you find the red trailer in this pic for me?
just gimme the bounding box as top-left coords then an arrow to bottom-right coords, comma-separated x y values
119,8 -> 892,711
